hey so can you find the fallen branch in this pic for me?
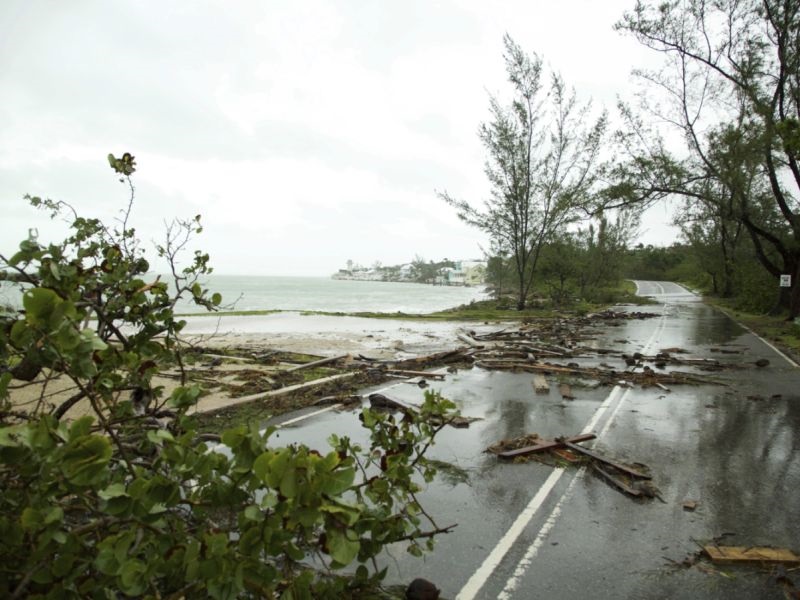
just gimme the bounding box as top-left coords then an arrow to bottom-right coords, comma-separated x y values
285,354 -> 349,373
493,433 -> 596,459
562,441 -> 651,480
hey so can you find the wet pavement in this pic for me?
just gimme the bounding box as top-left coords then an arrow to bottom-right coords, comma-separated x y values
265,281 -> 800,599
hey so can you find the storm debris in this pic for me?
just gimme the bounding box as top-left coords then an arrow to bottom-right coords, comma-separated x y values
474,358 -> 714,388
367,393 -> 480,428
532,374 -> 550,394
487,432 -> 659,500
487,433 -> 597,458
559,383 -> 575,400
704,546 -> 800,566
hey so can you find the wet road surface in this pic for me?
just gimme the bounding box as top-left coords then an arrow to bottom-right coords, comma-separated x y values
267,281 -> 800,599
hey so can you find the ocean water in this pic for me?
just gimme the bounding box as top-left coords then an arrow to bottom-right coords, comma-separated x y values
0,277 -> 487,315
186,275 -> 488,314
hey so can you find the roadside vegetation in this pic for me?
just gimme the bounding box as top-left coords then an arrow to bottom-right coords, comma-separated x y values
0,157 -> 458,598
439,1 -> 800,347
3,1 -> 800,597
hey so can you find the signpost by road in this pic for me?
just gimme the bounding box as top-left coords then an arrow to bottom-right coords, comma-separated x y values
780,274 -> 792,287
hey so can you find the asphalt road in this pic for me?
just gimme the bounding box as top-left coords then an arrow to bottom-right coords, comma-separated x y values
269,281 -> 800,599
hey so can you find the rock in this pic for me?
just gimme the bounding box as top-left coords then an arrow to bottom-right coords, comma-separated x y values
406,578 -> 440,600
755,358 -> 770,367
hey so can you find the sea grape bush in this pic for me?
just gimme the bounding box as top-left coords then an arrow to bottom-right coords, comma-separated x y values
0,155 -> 457,598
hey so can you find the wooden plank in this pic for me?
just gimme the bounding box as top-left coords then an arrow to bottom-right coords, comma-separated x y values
457,333 -> 483,348
591,463 -> 643,497
532,374 -> 550,394
704,546 -> 800,566
286,354 -> 349,372
563,441 -> 652,480
384,369 -> 445,380
190,372 -> 357,415
497,433 -> 596,458
559,383 -> 575,400
552,448 -> 580,463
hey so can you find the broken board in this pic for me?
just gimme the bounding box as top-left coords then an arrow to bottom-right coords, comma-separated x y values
559,383 -> 575,400
497,433 -> 596,459
532,374 -> 550,394
703,546 -> 800,566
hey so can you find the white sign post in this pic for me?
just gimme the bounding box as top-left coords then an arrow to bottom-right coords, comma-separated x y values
780,274 -> 792,287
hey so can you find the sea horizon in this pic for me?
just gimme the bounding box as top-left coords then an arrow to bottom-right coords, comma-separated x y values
2,274 -> 488,315
185,274 -> 488,315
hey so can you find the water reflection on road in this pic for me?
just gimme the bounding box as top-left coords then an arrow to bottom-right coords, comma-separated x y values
263,281 -> 800,599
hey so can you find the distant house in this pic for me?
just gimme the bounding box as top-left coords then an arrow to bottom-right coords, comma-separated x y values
331,258 -> 486,285
447,268 -> 466,286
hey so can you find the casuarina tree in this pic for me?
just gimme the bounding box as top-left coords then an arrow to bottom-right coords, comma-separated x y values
439,34 -> 607,310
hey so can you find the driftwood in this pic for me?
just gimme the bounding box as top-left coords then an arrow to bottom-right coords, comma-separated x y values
475,359 -> 713,387
369,393 -> 414,413
390,348 -> 474,369
532,374 -> 550,394
703,546 -> 800,566
591,463 -> 644,497
562,441 -> 651,479
493,433 -> 596,459
384,369 -> 445,380
286,354 -> 349,372
457,333 -> 483,348
368,393 -> 479,428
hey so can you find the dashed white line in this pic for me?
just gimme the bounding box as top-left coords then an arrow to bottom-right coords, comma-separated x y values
456,303 -> 669,600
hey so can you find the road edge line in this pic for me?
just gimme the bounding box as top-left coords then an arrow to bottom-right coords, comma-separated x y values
738,322 -> 798,367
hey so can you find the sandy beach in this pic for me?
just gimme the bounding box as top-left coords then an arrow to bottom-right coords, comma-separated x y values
9,312 -> 508,420
180,312 -> 503,359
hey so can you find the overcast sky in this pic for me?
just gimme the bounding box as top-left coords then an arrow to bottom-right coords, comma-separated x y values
0,0 -> 680,277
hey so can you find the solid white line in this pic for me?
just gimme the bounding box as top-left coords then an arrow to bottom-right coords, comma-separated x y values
457,303 -> 669,600
496,468 -> 584,599
455,468 -> 567,600
737,322 -> 799,368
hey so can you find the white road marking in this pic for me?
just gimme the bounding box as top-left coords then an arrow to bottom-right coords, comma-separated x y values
455,468 -> 568,600
496,469 -> 584,599
457,303 -> 669,600
736,323 -> 799,368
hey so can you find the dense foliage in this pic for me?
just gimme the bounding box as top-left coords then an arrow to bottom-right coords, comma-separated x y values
608,0 -> 800,318
0,156 -> 457,598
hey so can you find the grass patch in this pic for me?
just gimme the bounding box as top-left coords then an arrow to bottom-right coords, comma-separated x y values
175,282 -> 654,324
